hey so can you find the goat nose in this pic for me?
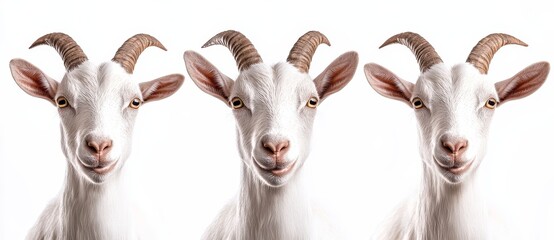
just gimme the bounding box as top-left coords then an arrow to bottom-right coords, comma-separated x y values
441,138 -> 468,155
86,137 -> 113,156
262,140 -> 290,155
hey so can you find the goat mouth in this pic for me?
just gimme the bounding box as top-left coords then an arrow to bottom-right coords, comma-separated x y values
83,161 -> 118,175
435,158 -> 473,175
270,161 -> 297,177
254,159 -> 297,177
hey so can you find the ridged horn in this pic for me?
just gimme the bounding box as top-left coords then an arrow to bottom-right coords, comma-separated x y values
112,34 -> 167,74
286,31 -> 331,73
380,32 -> 443,72
29,32 -> 88,71
202,30 -> 263,71
466,33 -> 527,74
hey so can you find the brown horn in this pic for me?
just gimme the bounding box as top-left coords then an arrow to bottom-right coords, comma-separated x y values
112,34 -> 167,74
202,30 -> 262,71
30,32 -> 88,71
286,31 -> 330,73
466,33 -> 527,74
380,32 -> 443,73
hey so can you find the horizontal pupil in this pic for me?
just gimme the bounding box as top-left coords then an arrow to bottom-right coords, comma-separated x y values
58,100 -> 66,104
233,101 -> 241,106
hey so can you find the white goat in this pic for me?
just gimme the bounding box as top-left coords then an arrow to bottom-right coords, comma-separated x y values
364,32 -> 550,240
184,30 -> 358,240
9,33 -> 184,240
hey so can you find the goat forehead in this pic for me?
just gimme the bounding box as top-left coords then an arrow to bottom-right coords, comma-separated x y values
273,62 -> 315,98
60,62 -> 139,107
235,62 -> 316,105
61,62 -> 98,94
96,62 -> 139,99
416,63 -> 495,105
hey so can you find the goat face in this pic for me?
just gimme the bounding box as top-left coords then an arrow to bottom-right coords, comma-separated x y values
10,33 -> 184,184
231,63 -> 319,186
365,32 -> 549,184
185,30 -> 358,187
57,62 -> 144,183
410,64 -> 497,183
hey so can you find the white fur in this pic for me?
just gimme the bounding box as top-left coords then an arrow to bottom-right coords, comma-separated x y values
377,63 -> 508,240
26,62 -> 151,240
202,63 -> 335,240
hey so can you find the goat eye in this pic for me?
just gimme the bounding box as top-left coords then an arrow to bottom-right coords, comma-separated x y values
56,96 -> 69,108
306,97 -> 318,108
231,97 -> 243,109
412,97 -> 424,109
485,98 -> 497,109
129,98 -> 142,109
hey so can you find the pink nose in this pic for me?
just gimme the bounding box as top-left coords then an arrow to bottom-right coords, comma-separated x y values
261,135 -> 290,162
441,136 -> 468,155
85,136 -> 112,159
263,140 -> 289,155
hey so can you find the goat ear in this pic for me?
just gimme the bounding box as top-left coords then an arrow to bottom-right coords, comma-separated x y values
140,74 -> 185,103
495,61 -> 550,106
9,58 -> 59,106
364,63 -> 414,107
184,51 -> 234,105
313,51 -> 358,102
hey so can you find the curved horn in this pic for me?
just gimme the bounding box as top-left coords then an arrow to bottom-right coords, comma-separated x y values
202,30 -> 262,71
466,33 -> 527,74
380,32 -> 443,72
30,32 -> 88,71
112,34 -> 167,74
286,31 -> 331,73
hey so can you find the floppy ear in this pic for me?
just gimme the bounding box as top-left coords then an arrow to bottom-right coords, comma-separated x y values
364,63 -> 414,107
9,58 -> 59,106
313,51 -> 358,102
139,74 -> 185,103
495,61 -> 550,106
184,51 -> 234,106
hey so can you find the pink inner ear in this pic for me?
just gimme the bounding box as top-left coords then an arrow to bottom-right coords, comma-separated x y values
184,51 -> 234,105
140,74 -> 185,103
364,63 -> 413,106
9,59 -> 58,105
313,51 -> 358,101
495,61 -> 550,105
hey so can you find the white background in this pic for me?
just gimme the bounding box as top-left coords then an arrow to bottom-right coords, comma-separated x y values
1,0 -> 553,239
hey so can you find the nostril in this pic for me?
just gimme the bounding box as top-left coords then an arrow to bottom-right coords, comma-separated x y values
263,142 -> 276,154
454,140 -> 468,153
442,141 -> 453,153
87,141 -> 100,153
98,140 -> 112,152
275,141 -> 289,153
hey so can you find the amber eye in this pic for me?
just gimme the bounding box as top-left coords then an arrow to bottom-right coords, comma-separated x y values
231,97 -> 244,109
306,97 -> 318,108
129,98 -> 142,109
412,97 -> 424,109
56,96 -> 69,108
485,98 -> 497,109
